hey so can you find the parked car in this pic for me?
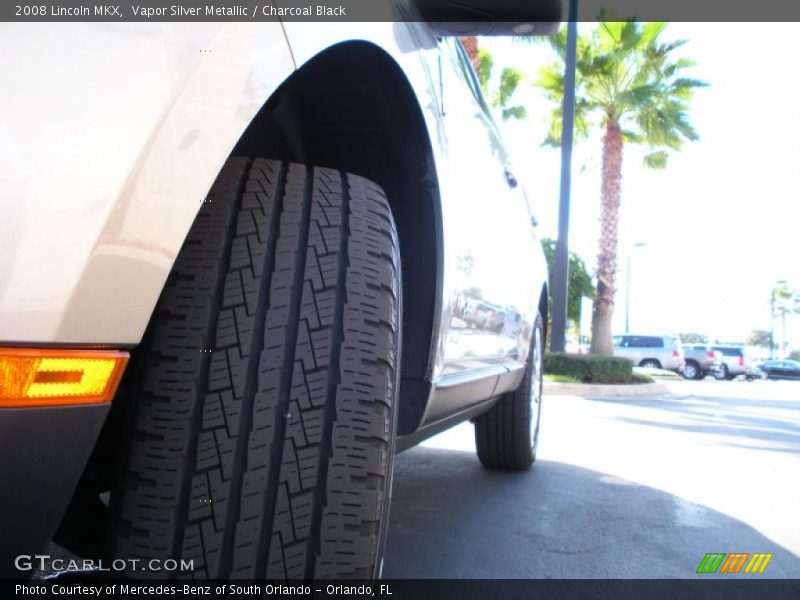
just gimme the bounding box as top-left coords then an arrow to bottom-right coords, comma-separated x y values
612,335 -> 686,373
464,300 -> 506,332
756,360 -> 800,380
745,365 -> 768,381
711,345 -> 749,380
0,8 -> 560,580
681,344 -> 723,380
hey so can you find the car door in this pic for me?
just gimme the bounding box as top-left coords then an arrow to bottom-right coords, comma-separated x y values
789,363 -> 800,380
762,361 -> 778,378
433,38 -> 541,377
769,361 -> 785,379
614,335 -> 637,362
714,347 -> 735,372
777,361 -> 800,380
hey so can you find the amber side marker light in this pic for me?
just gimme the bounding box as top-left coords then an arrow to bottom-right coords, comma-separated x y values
0,348 -> 129,407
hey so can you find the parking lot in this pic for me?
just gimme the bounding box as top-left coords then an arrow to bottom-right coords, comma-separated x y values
383,379 -> 800,578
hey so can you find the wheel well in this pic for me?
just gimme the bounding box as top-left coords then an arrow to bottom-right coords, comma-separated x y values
54,42 -> 442,555
232,41 -> 440,435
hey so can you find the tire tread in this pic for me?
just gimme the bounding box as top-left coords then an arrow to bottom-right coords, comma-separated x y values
108,159 -> 400,580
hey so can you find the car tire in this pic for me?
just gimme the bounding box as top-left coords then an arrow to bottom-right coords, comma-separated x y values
106,158 -> 402,579
714,364 -> 729,381
682,360 -> 701,380
640,359 -> 661,369
474,311 -> 544,470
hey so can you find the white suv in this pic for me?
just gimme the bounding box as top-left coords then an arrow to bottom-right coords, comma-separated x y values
0,4 -> 560,581
613,335 -> 686,373
711,345 -> 749,380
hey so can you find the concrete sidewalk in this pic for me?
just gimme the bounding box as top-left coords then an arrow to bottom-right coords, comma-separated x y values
544,381 -> 669,396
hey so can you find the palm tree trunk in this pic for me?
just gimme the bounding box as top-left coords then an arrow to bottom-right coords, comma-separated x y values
781,310 -> 787,359
590,117 -> 623,355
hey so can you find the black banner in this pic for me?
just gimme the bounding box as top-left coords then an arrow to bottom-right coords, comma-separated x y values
5,579 -> 800,600
4,0 -> 800,22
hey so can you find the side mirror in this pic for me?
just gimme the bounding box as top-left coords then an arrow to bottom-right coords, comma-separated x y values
414,0 -> 562,36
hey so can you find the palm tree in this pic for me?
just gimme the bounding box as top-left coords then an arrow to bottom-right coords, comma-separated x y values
533,21 -> 705,354
475,48 -> 527,121
459,38 -> 527,122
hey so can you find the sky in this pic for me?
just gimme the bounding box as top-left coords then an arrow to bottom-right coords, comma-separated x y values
482,23 -> 800,350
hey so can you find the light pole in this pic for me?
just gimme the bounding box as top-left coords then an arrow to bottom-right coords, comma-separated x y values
624,242 -> 646,334
550,0 -> 578,353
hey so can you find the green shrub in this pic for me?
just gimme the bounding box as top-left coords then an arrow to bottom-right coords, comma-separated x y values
544,373 -> 582,384
631,372 -> 655,384
544,353 -> 634,384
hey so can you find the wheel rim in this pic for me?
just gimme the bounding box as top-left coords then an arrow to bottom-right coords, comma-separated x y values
529,324 -> 543,448
685,364 -> 696,378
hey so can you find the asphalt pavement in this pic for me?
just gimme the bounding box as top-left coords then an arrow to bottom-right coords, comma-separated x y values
383,379 -> 800,578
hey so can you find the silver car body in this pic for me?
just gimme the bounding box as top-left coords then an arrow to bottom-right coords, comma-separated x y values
0,22 -> 547,427
711,345 -> 749,377
613,334 -> 686,372
682,344 -> 723,377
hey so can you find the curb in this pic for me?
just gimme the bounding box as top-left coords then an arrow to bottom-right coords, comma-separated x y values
543,381 -> 669,397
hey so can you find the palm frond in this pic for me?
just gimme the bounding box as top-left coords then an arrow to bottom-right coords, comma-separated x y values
476,48 -> 494,93
640,22 -> 667,46
478,45 -> 527,122
643,150 -> 668,168
497,68 -> 524,106
531,18 -> 705,167
502,105 -> 527,121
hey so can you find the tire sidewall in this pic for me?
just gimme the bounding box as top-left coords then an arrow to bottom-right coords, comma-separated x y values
683,361 -> 699,380
527,312 -> 545,460
373,258 -> 402,580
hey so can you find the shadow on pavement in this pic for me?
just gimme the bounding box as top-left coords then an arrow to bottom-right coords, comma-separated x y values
587,395 -> 800,455
591,393 -> 800,414
383,447 -> 800,579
